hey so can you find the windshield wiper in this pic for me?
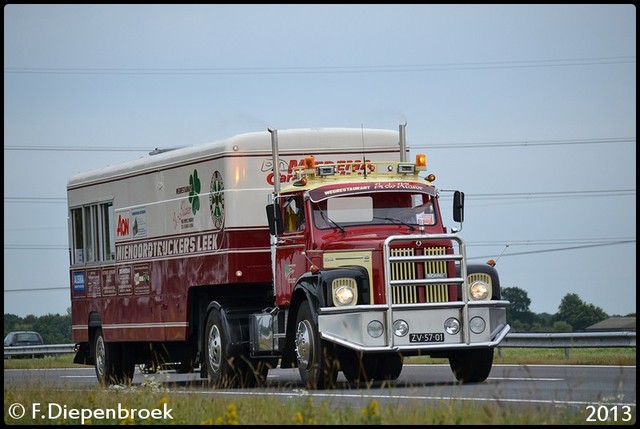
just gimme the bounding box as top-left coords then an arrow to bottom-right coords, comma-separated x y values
373,216 -> 416,231
319,208 -> 346,233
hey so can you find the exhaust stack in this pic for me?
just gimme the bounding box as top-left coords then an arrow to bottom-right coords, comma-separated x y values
399,121 -> 407,162
268,128 -> 281,195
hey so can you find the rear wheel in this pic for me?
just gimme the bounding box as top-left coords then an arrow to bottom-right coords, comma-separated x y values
204,308 -> 243,388
449,348 -> 494,383
295,300 -> 339,389
94,329 -> 134,386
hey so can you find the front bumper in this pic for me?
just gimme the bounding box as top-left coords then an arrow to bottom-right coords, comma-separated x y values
318,300 -> 510,352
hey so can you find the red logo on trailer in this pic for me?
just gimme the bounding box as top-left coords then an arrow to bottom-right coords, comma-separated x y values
116,214 -> 130,238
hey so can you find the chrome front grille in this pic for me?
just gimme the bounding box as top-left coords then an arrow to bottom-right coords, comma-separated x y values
390,247 -> 449,304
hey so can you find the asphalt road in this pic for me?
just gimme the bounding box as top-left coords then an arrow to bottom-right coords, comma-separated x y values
4,363 -> 636,422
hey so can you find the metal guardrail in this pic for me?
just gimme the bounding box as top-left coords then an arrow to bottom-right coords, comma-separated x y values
497,331 -> 636,359
4,344 -> 75,359
499,331 -> 636,348
4,332 -> 635,359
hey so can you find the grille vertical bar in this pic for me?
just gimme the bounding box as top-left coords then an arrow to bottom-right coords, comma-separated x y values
390,247 -> 449,304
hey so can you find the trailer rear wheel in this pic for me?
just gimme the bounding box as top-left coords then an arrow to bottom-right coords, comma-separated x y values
449,348 -> 494,383
294,300 -> 338,389
204,308 -> 247,388
94,329 -> 133,386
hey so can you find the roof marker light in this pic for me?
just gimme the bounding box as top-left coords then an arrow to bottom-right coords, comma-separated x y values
304,156 -> 315,169
317,165 -> 336,176
293,177 -> 307,187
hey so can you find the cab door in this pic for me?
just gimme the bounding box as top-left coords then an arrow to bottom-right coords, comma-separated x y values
274,194 -> 309,306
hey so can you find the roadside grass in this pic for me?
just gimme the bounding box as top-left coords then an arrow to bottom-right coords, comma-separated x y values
4,380 -> 621,425
406,347 -> 637,366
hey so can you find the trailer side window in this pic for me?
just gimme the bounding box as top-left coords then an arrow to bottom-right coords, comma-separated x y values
101,203 -> 115,260
71,208 -> 84,263
84,206 -> 97,262
71,201 -> 115,265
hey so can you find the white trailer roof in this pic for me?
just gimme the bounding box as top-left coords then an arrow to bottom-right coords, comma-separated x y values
67,128 -> 404,189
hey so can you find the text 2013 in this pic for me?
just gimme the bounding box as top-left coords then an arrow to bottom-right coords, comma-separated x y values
585,405 -> 633,422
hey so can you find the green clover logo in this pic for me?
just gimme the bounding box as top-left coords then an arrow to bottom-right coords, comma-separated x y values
189,169 -> 201,215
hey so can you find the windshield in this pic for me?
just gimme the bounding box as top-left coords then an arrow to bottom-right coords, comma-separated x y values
312,192 -> 436,229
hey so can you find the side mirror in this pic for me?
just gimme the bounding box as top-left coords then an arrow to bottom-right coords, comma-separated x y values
453,191 -> 464,223
266,203 -> 283,235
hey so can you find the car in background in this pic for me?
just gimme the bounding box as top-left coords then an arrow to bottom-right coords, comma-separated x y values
4,331 -> 45,358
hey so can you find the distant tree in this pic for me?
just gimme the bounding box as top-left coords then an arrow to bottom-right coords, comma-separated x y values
509,319 -> 528,333
503,287 -> 531,313
551,321 -> 572,332
536,312 -> 553,327
502,286 -> 536,330
4,312 -> 72,344
4,314 -> 21,337
33,313 -> 72,344
553,293 -> 608,331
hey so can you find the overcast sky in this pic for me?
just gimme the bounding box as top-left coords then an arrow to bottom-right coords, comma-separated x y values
4,4 -> 636,319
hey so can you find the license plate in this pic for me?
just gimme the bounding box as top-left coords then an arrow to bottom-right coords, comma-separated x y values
409,333 -> 444,343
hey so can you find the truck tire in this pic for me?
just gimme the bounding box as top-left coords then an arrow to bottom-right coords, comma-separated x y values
294,300 -> 338,389
448,348 -> 494,383
373,352 -> 404,381
204,308 -> 246,388
340,348 -> 378,384
94,328 -> 134,386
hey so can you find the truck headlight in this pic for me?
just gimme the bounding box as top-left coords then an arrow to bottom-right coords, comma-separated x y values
469,281 -> 489,300
467,273 -> 492,301
332,278 -> 358,306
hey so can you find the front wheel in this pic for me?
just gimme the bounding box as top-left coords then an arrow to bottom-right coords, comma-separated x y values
449,348 -> 494,383
373,352 -> 404,381
295,300 -> 338,389
340,348 -> 378,384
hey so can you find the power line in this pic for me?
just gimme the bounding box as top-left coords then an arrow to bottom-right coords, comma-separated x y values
3,137 -> 635,152
468,239 -> 636,260
5,189 -> 635,205
5,238 -> 635,252
5,287 -> 68,292
4,146 -> 151,152
413,137 -> 635,149
5,239 -> 635,293
451,190 -> 636,200
3,56 -> 635,75
4,197 -> 67,203
5,245 -> 68,250
468,238 -> 636,246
